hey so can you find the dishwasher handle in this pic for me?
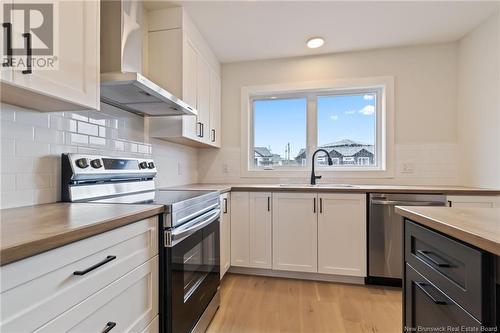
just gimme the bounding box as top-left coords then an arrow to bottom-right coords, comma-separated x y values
371,199 -> 445,206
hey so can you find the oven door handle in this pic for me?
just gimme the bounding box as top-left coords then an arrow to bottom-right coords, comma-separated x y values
169,209 -> 220,244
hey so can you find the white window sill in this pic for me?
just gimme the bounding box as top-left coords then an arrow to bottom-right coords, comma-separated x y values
241,168 -> 395,179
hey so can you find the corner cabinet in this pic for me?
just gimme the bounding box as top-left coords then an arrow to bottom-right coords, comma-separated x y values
147,7 -> 221,148
230,192 -> 272,269
1,0 -> 100,111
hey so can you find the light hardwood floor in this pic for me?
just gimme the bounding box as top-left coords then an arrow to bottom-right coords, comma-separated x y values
207,273 -> 402,333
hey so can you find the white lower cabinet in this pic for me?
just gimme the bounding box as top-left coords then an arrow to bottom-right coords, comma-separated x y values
230,192 -> 272,269
446,195 -> 500,208
272,193 -> 318,273
220,192 -> 231,279
36,256 -> 158,333
0,217 -> 159,332
318,193 -> 367,277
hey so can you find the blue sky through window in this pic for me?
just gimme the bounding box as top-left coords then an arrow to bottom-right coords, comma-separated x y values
318,94 -> 376,146
253,93 -> 376,161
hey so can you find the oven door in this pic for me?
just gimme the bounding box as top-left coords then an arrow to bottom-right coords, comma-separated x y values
164,209 -> 220,333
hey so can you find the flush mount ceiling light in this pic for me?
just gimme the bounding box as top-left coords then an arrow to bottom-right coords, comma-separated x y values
306,37 -> 324,49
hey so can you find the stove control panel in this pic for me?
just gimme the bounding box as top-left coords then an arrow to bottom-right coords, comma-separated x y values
63,154 -> 157,181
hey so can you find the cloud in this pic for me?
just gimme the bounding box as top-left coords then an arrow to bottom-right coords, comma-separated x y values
344,110 -> 356,114
363,94 -> 374,100
359,105 -> 375,115
330,115 -> 339,120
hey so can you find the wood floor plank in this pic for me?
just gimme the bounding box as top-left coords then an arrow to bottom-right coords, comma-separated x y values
207,273 -> 402,333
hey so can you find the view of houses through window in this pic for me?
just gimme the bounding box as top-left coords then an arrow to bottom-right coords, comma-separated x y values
252,91 -> 378,169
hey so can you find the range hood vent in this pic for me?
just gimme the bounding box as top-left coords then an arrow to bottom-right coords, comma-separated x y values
100,0 -> 196,117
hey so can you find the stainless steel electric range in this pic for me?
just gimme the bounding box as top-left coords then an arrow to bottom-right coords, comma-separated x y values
61,153 -> 221,333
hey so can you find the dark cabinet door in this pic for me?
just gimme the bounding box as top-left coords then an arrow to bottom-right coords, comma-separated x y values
405,263 -> 482,331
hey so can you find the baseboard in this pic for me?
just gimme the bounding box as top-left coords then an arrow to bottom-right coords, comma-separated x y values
228,266 -> 366,284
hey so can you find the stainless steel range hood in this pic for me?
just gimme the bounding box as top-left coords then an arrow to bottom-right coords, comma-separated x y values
100,0 -> 196,117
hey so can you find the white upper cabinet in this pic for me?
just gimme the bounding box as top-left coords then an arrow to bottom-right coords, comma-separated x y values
317,193 -> 367,277
147,7 -> 221,148
1,0 -> 99,111
272,192 -> 318,273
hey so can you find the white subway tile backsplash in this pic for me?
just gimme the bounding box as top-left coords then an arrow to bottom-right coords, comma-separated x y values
34,127 -> 65,144
77,121 -> 99,136
16,110 -> 49,128
16,173 -> 51,190
0,103 -> 173,209
66,133 -> 88,146
15,140 -> 50,157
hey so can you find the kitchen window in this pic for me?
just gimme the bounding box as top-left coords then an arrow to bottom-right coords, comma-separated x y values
242,77 -> 394,178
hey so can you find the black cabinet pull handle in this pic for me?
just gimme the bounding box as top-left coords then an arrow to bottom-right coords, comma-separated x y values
201,123 -> 204,138
2,23 -> 12,67
415,282 -> 447,305
313,197 -> 316,213
211,129 -> 216,142
73,255 -> 116,276
22,32 -> 32,74
267,196 -> 271,212
102,322 -> 117,333
416,250 -> 451,267
447,200 -> 452,207
223,198 -> 228,213
319,198 -> 323,214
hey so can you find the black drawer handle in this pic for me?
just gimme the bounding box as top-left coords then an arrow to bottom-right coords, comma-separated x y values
416,250 -> 451,267
102,322 -> 116,333
223,197 -> 228,213
415,282 -> 447,305
73,255 -> 116,276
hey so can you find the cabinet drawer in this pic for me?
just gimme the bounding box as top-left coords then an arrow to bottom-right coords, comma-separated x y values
405,264 -> 481,330
35,256 -> 158,333
405,220 -> 494,322
0,217 -> 158,332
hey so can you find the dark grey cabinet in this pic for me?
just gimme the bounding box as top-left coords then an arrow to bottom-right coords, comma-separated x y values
403,219 -> 497,332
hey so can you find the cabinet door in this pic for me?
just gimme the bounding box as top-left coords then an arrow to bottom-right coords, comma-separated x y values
196,55 -> 210,144
318,193 -> 366,276
0,0 -> 13,82
230,192 -> 249,267
249,192 -> 272,269
446,195 -> 500,208
272,193 -> 318,272
182,36 -> 197,112
219,192 -> 231,279
209,70 -> 221,147
12,0 -> 99,110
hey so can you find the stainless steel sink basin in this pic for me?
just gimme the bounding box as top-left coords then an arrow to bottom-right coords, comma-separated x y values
279,184 -> 359,188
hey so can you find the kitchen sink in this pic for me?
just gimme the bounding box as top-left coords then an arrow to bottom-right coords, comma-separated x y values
279,184 -> 359,188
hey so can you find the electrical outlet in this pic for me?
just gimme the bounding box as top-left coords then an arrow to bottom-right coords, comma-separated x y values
222,163 -> 230,174
401,163 -> 415,174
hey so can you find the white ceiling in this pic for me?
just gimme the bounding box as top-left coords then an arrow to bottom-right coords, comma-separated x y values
164,1 -> 499,63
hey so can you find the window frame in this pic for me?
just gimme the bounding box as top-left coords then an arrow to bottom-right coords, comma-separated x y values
240,77 -> 395,179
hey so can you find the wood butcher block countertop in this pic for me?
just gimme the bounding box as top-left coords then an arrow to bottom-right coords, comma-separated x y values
396,206 -> 500,256
0,203 -> 164,266
164,183 -> 500,195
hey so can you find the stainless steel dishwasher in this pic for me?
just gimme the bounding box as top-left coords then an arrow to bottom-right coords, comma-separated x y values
367,193 -> 446,286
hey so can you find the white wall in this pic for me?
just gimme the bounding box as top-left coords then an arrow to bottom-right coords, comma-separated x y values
198,43 -> 459,185
457,12 -> 500,189
0,103 -> 198,209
